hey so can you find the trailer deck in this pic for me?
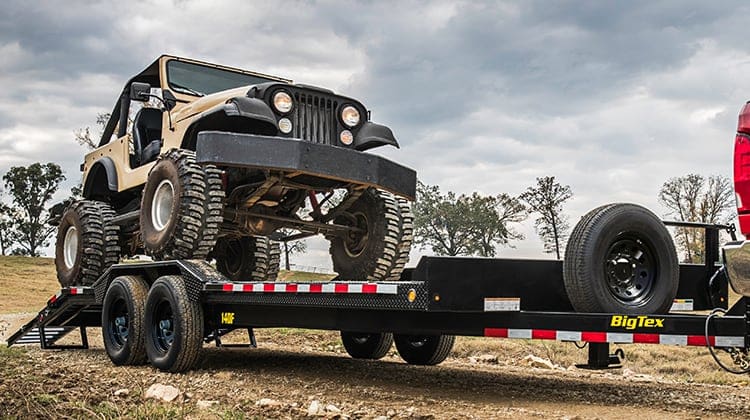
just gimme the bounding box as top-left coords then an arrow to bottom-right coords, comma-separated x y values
8,253 -> 750,372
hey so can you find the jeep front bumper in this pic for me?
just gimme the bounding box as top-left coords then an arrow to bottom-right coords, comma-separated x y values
195,131 -> 417,200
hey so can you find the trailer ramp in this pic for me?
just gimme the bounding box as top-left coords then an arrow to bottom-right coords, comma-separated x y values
6,287 -> 97,349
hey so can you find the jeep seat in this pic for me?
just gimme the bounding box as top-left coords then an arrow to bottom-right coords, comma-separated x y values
133,107 -> 163,166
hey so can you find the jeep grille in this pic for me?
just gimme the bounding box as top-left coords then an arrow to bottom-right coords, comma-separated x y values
292,93 -> 338,145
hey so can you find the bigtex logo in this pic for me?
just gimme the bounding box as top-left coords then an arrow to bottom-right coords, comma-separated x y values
610,315 -> 664,330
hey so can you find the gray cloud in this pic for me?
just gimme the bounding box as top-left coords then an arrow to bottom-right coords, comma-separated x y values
1,0 -> 748,264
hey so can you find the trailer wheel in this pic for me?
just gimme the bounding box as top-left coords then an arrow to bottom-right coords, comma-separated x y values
140,149 -> 224,260
341,331 -> 393,359
563,203 -> 679,314
144,275 -> 203,372
330,188 -> 411,281
394,334 -> 455,366
214,236 -> 281,282
102,276 -> 148,365
55,200 -> 120,287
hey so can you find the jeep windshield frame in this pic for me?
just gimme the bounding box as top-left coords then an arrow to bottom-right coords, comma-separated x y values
166,60 -> 283,97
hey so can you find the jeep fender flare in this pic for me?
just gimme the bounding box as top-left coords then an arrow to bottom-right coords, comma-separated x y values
83,157 -> 119,199
181,96 -> 278,150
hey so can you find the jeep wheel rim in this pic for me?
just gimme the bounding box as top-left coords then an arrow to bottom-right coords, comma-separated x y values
63,226 -> 78,269
343,212 -> 369,258
151,180 -> 175,231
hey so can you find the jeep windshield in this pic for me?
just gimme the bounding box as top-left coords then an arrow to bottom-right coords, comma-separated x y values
166,60 -> 280,96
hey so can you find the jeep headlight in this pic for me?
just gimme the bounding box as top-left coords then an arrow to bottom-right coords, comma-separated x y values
273,91 -> 293,113
341,105 -> 360,127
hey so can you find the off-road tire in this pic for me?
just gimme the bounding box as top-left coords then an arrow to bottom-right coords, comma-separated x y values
341,331 -> 393,359
394,334 -> 455,366
563,203 -> 679,314
102,276 -> 149,366
329,189 -> 412,281
144,275 -> 203,372
140,149 -> 224,260
386,197 -> 413,281
55,200 -> 120,287
214,236 -> 280,282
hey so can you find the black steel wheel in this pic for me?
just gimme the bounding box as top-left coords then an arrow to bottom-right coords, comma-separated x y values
393,334 -> 455,366
144,275 -> 203,372
341,331 -> 393,359
102,276 -> 148,365
55,200 -> 120,287
214,236 -> 281,282
329,188 -> 412,281
563,203 -> 679,314
140,149 -> 224,260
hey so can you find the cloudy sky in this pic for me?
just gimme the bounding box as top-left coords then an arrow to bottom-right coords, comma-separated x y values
1,0 -> 749,267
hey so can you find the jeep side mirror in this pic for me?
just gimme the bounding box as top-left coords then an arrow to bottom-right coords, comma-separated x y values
130,82 -> 151,101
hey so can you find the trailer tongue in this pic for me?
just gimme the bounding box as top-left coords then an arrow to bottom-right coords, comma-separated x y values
8,221 -> 750,373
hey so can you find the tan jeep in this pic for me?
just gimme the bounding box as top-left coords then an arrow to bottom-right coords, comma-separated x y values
54,55 -> 415,287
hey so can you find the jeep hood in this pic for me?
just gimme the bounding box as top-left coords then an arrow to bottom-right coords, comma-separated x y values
171,86 -> 252,123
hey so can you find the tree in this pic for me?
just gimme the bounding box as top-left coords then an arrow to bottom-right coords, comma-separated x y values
413,182 -> 526,256
74,112 -> 110,150
465,192 -> 526,257
520,176 -> 573,260
277,228 -> 308,270
658,174 -> 734,263
3,163 -> 66,257
0,195 -> 14,256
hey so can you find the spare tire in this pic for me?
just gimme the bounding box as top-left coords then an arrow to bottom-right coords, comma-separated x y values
563,203 -> 678,314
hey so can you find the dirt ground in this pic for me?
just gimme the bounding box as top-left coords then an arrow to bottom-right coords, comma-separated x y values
2,314 -> 750,419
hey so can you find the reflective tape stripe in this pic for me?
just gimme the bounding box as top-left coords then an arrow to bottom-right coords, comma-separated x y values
484,328 -> 744,348
216,282 -> 399,295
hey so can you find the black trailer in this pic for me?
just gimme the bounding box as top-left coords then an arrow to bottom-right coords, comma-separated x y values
7,221 -> 750,374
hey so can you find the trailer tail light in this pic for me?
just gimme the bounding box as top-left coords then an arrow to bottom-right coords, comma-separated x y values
734,132 -> 750,234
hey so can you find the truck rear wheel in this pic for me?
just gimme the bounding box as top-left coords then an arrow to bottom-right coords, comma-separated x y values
102,276 -> 148,366
394,334 -> 455,366
144,275 -> 203,372
341,331 -> 393,359
329,189 -> 412,281
55,200 -> 120,287
140,149 -> 224,260
214,236 -> 281,282
563,203 -> 679,314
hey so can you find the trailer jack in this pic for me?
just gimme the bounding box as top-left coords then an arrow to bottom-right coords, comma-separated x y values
576,343 -> 625,370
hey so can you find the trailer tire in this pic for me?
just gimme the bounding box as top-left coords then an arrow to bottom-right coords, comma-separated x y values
140,149 -> 224,261
102,276 -> 148,365
330,188 -> 410,281
55,200 -> 120,287
341,331 -> 393,359
144,275 -> 203,372
563,203 -> 679,314
215,236 -> 280,282
394,334 -> 455,366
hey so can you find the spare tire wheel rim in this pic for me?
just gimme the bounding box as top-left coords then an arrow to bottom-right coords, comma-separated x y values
151,179 -> 175,231
63,226 -> 79,269
604,235 -> 656,305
